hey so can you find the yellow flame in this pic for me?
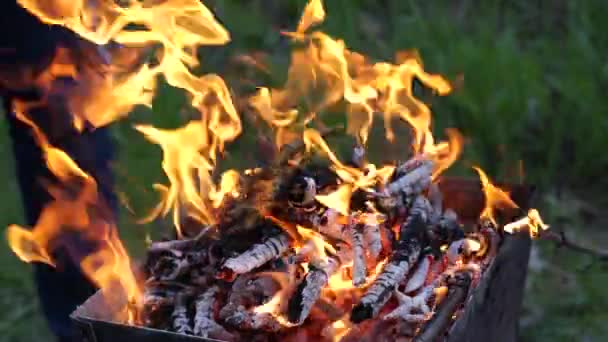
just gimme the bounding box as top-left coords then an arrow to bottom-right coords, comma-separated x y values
252,0 -> 452,152
17,0 -> 232,128
503,209 -> 550,238
6,117 -> 140,312
297,0 -> 326,34
465,238 -> 482,253
324,315 -> 353,342
473,166 -> 518,225
327,261 -> 355,291
297,225 -> 336,259
303,128 -> 395,214
15,0 -> 241,239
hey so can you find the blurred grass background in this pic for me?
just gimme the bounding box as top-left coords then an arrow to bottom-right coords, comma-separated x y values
1,0 -> 608,341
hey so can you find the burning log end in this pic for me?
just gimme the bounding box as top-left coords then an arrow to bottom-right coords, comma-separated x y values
287,258 -> 338,325
352,196 -> 430,323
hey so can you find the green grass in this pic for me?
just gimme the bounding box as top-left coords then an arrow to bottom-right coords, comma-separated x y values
1,0 -> 607,341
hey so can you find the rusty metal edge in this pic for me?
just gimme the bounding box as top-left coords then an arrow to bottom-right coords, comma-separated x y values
71,290 -> 225,342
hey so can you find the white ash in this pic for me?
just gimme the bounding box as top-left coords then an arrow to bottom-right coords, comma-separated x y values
314,208 -> 346,240
351,196 -> 429,322
427,183 -> 443,226
353,252 -> 418,320
222,233 -> 290,274
384,158 -> 434,197
223,305 -> 282,332
171,296 -> 192,335
404,254 -> 433,293
383,286 -> 434,322
408,195 -> 433,222
288,246 -> 351,325
363,214 -> 383,259
351,223 -> 367,287
301,177 -> 317,205
193,286 -> 229,338
446,238 -> 480,265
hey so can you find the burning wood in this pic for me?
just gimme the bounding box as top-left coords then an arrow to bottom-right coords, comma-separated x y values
5,1 -> 566,341
350,196 -> 431,323
404,254 -> 433,293
288,244 -> 351,325
219,233 -> 290,279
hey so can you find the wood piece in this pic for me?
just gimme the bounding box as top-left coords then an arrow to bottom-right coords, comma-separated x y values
404,254 -> 433,293
363,214 -> 383,259
384,159 -> 433,197
171,294 -> 192,335
383,285 -> 434,322
220,233 -> 290,278
287,255 -> 341,325
350,196 -> 430,323
351,223 -> 367,287
193,286 -> 233,340
414,272 -> 472,342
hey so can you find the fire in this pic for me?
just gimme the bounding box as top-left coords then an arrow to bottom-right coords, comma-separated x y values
16,0 -> 232,125
15,0 -> 242,231
7,0 -> 238,322
5,0 -> 556,339
6,115 -> 140,315
297,225 -> 336,259
504,209 -> 550,238
473,166 -> 519,225
135,119 -> 241,236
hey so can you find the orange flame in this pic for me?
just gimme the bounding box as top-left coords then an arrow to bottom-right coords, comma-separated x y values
6,116 -> 140,314
303,128 -> 394,215
296,225 -> 336,259
252,0 -> 453,152
135,118 -> 241,236
17,0 -> 234,129
503,209 -> 549,238
473,166 -> 519,225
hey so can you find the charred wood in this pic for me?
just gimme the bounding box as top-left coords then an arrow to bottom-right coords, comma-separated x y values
350,196 -> 431,323
414,272 -> 471,342
219,233 -> 290,280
